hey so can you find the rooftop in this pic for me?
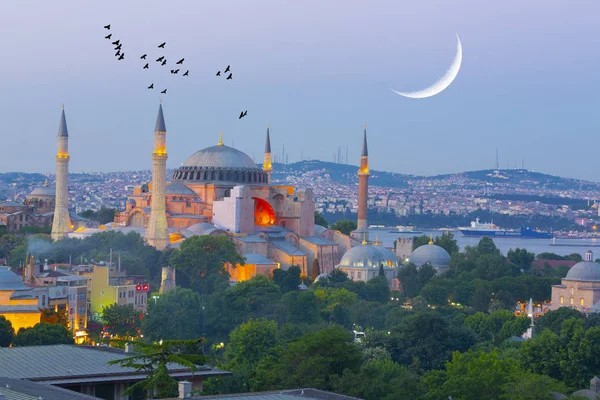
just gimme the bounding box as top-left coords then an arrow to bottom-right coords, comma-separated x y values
0,376 -> 101,400
168,388 -> 364,400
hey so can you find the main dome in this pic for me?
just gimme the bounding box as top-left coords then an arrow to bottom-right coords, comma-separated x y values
339,245 -> 399,268
565,261 -> 600,281
183,145 -> 257,169
409,244 -> 451,268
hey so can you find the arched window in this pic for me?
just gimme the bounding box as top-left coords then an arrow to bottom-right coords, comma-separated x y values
560,296 -> 564,304
570,297 -> 574,305
580,298 -> 585,306
571,287 -> 574,295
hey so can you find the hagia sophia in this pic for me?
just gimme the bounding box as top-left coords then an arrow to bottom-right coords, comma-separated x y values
6,105 -> 456,286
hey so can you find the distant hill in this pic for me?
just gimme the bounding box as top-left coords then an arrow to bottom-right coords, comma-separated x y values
267,161 -> 600,192
269,160 -> 413,188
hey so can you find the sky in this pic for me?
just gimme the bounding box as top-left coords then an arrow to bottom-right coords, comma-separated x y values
1,0 -> 599,180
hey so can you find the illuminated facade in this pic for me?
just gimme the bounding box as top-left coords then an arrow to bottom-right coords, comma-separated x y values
0,267 -> 41,332
551,251 -> 600,313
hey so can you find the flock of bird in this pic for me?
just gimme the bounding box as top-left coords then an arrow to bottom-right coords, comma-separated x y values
103,24 -> 247,119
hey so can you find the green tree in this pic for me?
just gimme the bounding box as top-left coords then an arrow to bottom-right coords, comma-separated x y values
434,232 -> 459,255
311,259 -> 321,280
477,236 -> 502,256
277,266 -> 302,294
225,318 -> 278,367
169,236 -> 245,294
0,316 -> 14,347
142,287 -> 202,340
40,308 -> 69,328
366,276 -> 390,304
378,264 -> 385,277
0,234 -> 25,262
314,212 -> 328,227
102,304 -> 141,338
507,248 -> 535,271
533,307 -> 584,336
420,280 -> 451,307
108,338 -> 206,399
330,220 -> 357,235
253,326 -> 362,391
465,310 -> 530,345
12,323 -> 73,346
330,359 -> 424,400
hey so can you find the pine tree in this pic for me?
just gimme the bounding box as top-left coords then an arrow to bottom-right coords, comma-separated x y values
379,263 -> 385,277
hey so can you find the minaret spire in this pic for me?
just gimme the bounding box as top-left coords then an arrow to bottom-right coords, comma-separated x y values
145,104 -> 169,250
51,106 -> 72,240
351,123 -> 370,241
263,123 -> 272,183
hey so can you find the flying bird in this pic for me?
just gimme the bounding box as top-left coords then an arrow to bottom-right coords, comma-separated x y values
115,50 -> 121,57
118,53 -> 124,60
156,56 -> 164,62
161,59 -> 167,66
224,65 -> 230,73
173,69 -> 179,74
148,83 -> 154,89
239,111 -> 248,119
170,69 -> 175,74
176,58 -> 184,65
226,73 -> 232,80
216,71 -> 221,76
143,63 -> 149,69
114,44 -> 122,50
183,70 -> 189,76
105,34 -> 112,39
104,24 -> 111,30
111,40 -> 120,45
158,42 -> 166,48
161,89 -> 167,94
140,54 -> 147,59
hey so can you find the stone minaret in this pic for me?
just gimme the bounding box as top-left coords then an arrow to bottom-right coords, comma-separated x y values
263,123 -> 272,183
355,123 -> 370,238
145,104 -> 169,250
51,106 -> 72,241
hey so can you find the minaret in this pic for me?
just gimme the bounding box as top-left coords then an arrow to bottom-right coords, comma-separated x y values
263,123 -> 272,183
51,106 -> 72,241
145,104 -> 169,250
354,123 -> 370,239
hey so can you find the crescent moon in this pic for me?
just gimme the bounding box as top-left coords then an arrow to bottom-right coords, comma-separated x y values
392,34 -> 462,99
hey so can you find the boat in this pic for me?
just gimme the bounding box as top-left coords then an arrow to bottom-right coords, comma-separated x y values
369,225 -> 386,230
458,218 -> 553,239
389,225 -> 423,234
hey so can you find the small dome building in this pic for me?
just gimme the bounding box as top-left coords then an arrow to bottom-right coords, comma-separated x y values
337,239 -> 399,283
409,237 -> 451,274
550,251 -> 600,313
25,179 -> 55,213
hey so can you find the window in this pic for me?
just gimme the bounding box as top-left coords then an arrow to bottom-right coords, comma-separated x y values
42,295 -> 46,306
350,272 -> 355,279
78,293 -> 85,300
570,297 -> 574,305
571,287 -> 574,295
78,306 -> 85,314
580,298 -> 585,306
357,272 -> 362,279
560,296 -> 564,304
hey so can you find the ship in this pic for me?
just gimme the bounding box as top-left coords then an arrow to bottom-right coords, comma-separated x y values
389,225 -> 423,234
458,218 -> 553,239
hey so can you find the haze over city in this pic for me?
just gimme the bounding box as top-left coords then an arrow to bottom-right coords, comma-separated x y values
2,0 -> 599,180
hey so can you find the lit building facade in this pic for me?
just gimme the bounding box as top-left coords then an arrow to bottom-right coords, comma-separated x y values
0,267 -> 41,332
551,251 -> 600,312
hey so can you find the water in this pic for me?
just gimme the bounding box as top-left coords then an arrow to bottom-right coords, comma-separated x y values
370,229 -> 600,257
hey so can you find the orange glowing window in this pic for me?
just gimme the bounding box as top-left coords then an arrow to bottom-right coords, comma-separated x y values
253,197 -> 275,226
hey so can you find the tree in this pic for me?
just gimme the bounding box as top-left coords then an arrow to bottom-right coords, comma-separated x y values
507,248 -> 535,271
533,307 -> 584,336
378,264 -> 385,277
169,236 -> 245,294
465,310 -> 530,345
142,288 -> 203,341
314,212 -> 328,227
312,259 -> 321,280
108,338 -> 206,399
225,318 -> 278,367
330,220 -> 357,235
102,304 -> 141,338
277,266 -> 302,294
434,232 -> 459,255
330,359 -> 424,400
12,323 -> 73,346
40,308 -> 69,328
366,276 -> 390,304
0,316 -> 14,347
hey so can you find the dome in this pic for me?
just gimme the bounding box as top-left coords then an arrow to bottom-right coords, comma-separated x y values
339,245 -> 400,268
0,267 -> 31,291
565,261 -> 600,281
166,183 -> 197,196
183,145 -> 257,169
127,199 -> 136,205
29,185 -> 55,197
409,244 -> 451,268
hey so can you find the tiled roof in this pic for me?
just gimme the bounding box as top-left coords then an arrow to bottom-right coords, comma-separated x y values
301,236 -> 336,246
0,376 -> 101,400
236,235 -> 266,243
270,240 -> 305,256
0,345 -> 229,384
